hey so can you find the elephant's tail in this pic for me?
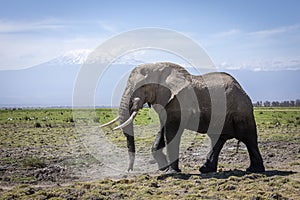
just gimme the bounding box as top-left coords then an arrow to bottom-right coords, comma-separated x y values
236,140 -> 241,153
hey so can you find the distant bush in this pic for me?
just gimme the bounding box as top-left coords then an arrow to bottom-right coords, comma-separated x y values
93,117 -> 100,123
34,121 -> 42,128
65,117 -> 74,123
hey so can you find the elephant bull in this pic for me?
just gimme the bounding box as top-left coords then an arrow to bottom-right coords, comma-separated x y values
101,62 -> 265,173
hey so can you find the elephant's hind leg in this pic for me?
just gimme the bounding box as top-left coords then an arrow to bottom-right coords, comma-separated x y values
200,134 -> 227,173
235,117 -> 265,172
242,137 -> 265,172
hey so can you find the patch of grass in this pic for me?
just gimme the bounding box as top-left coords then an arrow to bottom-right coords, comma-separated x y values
17,177 -> 36,183
1,174 -> 299,199
254,107 -> 300,128
259,132 -> 300,142
22,157 -> 46,168
289,161 -> 300,166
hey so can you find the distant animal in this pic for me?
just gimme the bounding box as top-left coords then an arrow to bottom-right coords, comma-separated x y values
101,62 -> 265,173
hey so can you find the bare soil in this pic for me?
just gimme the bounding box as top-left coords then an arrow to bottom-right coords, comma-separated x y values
1,131 -> 299,187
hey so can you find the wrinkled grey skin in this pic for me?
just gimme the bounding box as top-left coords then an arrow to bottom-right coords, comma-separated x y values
119,62 -> 265,173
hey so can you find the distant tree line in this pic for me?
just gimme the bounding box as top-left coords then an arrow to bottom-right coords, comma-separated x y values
253,99 -> 300,107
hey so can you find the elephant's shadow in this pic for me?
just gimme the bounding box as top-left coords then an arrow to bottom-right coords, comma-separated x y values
156,169 -> 296,181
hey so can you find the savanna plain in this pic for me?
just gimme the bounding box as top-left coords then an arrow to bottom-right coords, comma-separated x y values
0,107 -> 299,199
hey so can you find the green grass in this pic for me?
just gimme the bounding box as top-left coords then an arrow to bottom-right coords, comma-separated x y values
254,107 -> 300,129
21,157 -> 46,168
0,108 -> 75,124
1,173 -> 299,200
254,107 -> 300,142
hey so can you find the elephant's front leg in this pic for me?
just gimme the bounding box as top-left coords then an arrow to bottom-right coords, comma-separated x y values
164,120 -> 183,173
151,128 -> 168,171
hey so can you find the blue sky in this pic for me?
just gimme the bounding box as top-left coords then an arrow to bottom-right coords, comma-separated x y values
1,0 -> 300,70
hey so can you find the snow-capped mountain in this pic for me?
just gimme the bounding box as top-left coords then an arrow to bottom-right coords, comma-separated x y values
47,48 -> 145,66
48,49 -> 92,65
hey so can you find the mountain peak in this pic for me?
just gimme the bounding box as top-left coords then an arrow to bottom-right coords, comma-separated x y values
49,49 -> 92,65
48,48 -> 146,66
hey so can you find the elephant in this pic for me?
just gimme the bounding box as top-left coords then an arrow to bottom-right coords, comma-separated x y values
101,62 -> 265,173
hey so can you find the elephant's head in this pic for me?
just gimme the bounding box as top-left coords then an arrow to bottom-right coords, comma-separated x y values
102,62 -> 192,171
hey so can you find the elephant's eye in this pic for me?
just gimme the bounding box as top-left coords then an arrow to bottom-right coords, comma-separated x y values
140,68 -> 147,76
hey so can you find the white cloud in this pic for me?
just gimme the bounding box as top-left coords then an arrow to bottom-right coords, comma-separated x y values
0,18 -> 65,33
0,34 -> 105,70
0,18 -> 119,34
205,23 -> 300,71
247,24 -> 300,37
2,19 -> 300,72
212,29 -> 241,38
0,19 -> 111,70
217,62 -> 241,70
97,20 -> 118,33
217,58 -> 300,71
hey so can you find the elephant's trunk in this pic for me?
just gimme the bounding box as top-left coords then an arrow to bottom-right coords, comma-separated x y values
119,87 -> 136,171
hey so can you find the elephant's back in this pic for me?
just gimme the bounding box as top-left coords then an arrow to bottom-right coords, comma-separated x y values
195,72 -> 253,111
199,72 -> 240,87
216,72 -> 253,113
199,72 -> 246,95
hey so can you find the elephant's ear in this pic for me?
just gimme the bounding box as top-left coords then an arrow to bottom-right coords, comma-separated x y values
133,63 -> 191,106
150,63 -> 191,106
164,65 -> 191,101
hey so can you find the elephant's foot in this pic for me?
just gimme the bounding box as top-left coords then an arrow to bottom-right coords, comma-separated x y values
164,166 -> 181,174
152,152 -> 169,171
161,159 -> 181,174
159,165 -> 169,171
157,159 -> 169,171
199,162 -> 217,173
246,165 -> 265,173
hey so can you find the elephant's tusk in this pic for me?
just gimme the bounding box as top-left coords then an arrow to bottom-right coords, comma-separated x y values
113,111 -> 138,130
99,116 -> 120,128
